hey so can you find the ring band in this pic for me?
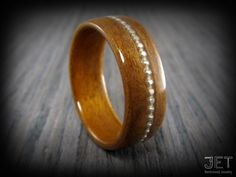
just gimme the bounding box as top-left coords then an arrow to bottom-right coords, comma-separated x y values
69,16 -> 166,150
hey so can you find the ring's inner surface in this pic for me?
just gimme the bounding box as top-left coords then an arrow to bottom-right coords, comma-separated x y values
70,25 -> 122,145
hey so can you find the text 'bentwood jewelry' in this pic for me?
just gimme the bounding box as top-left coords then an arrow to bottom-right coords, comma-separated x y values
69,16 -> 166,150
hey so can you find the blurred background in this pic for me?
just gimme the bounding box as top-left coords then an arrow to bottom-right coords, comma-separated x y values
0,2 -> 235,176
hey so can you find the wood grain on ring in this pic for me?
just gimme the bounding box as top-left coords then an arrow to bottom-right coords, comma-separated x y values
69,16 -> 166,150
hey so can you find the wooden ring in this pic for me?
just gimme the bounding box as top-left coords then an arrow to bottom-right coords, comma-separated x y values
69,16 -> 166,150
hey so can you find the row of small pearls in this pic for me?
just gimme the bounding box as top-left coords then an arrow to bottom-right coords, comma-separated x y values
109,16 -> 155,142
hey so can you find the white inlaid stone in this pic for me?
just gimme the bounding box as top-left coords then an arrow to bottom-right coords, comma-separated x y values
131,33 -> 138,38
147,122 -> 152,127
129,29 -> 135,34
148,87 -> 155,95
140,50 -> 147,57
144,67 -> 152,75
121,21 -> 127,25
145,128 -> 150,133
148,96 -> 155,104
141,56 -> 148,63
148,114 -> 154,121
147,77 -> 154,85
137,42 -> 144,49
148,113 -> 154,118
143,134 -> 148,139
125,24 -> 131,29
142,60 -> 149,65
148,105 -> 155,111
133,35 -> 140,41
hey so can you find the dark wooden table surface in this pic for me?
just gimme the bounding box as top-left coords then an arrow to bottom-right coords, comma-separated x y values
1,6 -> 235,176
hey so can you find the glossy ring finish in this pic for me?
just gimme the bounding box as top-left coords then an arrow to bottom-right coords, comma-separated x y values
69,16 -> 166,150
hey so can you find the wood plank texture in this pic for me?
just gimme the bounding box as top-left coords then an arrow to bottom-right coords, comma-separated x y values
1,6 -> 235,176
